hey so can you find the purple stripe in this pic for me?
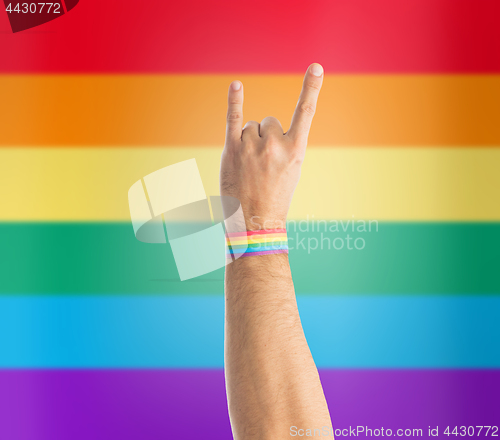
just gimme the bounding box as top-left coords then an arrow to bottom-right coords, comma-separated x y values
0,370 -> 499,439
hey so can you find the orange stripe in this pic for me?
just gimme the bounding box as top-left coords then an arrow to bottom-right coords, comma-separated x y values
0,75 -> 499,147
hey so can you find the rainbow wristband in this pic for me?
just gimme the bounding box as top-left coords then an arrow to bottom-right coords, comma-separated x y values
226,229 -> 289,259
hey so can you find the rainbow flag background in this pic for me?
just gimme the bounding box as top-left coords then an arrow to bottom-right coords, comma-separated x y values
1,0 -> 499,438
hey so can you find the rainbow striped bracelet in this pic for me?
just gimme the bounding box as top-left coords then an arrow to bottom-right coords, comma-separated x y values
226,229 -> 289,259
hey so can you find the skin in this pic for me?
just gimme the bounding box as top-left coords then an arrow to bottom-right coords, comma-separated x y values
221,64 -> 332,439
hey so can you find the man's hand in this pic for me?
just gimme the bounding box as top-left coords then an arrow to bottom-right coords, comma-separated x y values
220,63 -> 324,230
222,64 -> 332,440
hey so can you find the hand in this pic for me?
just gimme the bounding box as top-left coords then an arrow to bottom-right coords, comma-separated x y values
220,63 -> 324,231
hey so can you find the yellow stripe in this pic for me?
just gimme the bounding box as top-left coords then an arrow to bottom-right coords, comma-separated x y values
1,147 -> 499,221
0,75 -> 499,146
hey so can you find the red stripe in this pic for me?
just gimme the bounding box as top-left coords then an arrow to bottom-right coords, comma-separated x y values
226,229 -> 287,238
0,0 -> 499,73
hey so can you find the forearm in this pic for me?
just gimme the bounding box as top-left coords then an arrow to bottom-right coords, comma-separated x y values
221,63 -> 328,439
224,253 -> 331,439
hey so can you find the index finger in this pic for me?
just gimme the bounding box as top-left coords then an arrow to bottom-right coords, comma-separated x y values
286,63 -> 324,143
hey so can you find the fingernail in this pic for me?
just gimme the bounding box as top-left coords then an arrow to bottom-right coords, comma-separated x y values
310,64 -> 323,77
231,81 -> 241,91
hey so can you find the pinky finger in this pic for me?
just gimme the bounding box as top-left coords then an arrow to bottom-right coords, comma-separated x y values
225,81 -> 244,143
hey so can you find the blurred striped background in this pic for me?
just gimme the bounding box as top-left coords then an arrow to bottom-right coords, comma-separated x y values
0,0 -> 499,438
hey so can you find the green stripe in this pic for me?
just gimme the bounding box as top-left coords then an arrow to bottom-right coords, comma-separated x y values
0,222 -> 498,294
229,240 -> 288,250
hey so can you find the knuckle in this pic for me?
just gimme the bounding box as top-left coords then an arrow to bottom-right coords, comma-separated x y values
227,111 -> 242,121
286,139 -> 305,164
243,121 -> 259,132
241,143 -> 256,157
299,101 -> 316,116
305,80 -> 322,91
292,149 -> 305,164
263,140 -> 278,153
262,139 -> 282,157
261,116 -> 280,125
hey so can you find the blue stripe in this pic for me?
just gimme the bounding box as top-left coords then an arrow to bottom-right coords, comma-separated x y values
228,244 -> 289,254
0,295 -> 498,368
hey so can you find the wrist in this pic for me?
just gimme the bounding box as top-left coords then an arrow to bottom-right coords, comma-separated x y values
244,215 -> 287,232
226,228 -> 289,260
